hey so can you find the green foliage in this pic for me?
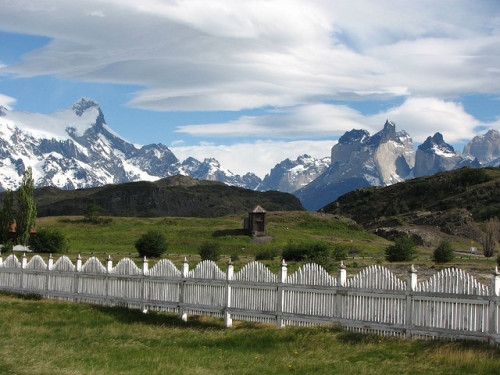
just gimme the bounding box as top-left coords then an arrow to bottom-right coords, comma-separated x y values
282,240 -> 331,266
16,167 -> 37,246
29,227 -> 69,253
0,189 -> 14,245
2,239 -> 13,253
482,217 -> 499,257
433,238 -> 455,263
385,236 -> 417,262
332,244 -> 349,261
85,201 -> 102,223
135,230 -> 168,258
255,248 -> 279,260
497,253 -> 500,267
198,242 -> 220,261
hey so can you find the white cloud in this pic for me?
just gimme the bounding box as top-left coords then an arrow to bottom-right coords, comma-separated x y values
175,97 -> 488,144
171,139 -> 335,178
0,93 -> 16,110
0,0 -> 498,111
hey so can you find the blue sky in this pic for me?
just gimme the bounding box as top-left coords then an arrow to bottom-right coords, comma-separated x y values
0,0 -> 499,178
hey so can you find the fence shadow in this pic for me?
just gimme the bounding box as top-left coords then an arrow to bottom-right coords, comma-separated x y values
212,229 -> 249,237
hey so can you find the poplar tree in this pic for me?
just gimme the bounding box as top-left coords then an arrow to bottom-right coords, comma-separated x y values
16,167 -> 37,246
0,189 -> 14,245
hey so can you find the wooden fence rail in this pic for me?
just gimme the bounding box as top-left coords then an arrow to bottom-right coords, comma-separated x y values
0,253 -> 498,344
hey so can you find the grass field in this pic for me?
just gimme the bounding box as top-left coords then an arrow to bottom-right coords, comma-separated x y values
0,292 -> 498,375
28,212 -> 498,276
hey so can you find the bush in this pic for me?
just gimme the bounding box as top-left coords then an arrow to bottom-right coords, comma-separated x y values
29,228 -> 68,253
497,253 -> 500,267
385,236 -> 417,262
255,248 -> 279,260
433,238 -> 455,263
199,242 -> 220,261
332,244 -> 349,261
135,230 -> 168,258
282,241 -> 331,266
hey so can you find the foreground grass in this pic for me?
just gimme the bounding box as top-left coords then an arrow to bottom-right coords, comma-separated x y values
0,293 -> 498,375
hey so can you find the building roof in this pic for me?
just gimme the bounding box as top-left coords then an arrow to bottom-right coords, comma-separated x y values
251,205 -> 266,213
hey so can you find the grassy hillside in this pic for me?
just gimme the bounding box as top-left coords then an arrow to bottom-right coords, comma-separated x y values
0,292 -> 498,375
322,167 -> 500,225
34,211 -> 386,259
29,175 -> 304,218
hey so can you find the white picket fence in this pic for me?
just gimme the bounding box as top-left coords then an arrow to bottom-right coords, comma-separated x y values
0,253 -> 499,344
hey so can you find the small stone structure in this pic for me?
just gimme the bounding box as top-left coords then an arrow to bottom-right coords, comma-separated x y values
242,205 -> 266,237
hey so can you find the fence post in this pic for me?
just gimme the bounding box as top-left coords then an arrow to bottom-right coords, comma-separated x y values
179,257 -> 189,322
20,253 -> 27,292
489,266 -> 500,346
105,254 -> 112,305
336,261 -> 346,321
406,265 -> 417,339
141,256 -> 148,314
276,259 -> 287,328
224,259 -> 234,328
74,254 -> 82,302
45,253 -> 53,298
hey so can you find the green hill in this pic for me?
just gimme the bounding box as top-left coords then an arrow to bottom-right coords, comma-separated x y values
321,167 -> 500,244
30,175 -> 304,218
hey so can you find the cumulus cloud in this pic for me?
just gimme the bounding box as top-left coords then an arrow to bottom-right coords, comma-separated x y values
171,139 -> 335,178
0,0 -> 499,111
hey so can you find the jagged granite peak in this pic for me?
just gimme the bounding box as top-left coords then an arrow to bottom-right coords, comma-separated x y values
413,132 -> 475,178
0,106 -> 7,117
297,121 -> 415,211
257,154 -> 330,193
463,129 -> 500,164
72,97 -> 101,116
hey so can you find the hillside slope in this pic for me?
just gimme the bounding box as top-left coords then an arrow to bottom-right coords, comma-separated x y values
30,175 -> 304,218
321,167 -> 500,243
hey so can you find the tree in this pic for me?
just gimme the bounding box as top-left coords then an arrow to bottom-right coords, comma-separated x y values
385,236 -> 417,262
0,189 -> 14,245
135,230 -> 168,258
482,217 -> 499,258
85,201 -> 101,223
29,228 -> 68,253
433,238 -> 455,263
199,242 -> 220,261
16,167 -> 37,246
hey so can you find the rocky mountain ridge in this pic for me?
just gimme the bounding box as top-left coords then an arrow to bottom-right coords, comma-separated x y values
1,98 -> 499,212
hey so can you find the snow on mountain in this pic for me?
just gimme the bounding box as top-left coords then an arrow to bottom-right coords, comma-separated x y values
257,154 -> 330,193
0,99 -> 261,191
413,132 -> 478,178
295,120 -> 416,211
463,129 -> 500,165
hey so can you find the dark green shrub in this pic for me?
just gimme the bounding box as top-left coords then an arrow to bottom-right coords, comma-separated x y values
199,242 -> 220,261
255,248 -> 279,260
333,244 -> 349,261
29,228 -> 68,253
497,253 -> 500,267
135,230 -> 168,258
433,238 -> 455,263
282,241 -> 330,266
385,236 -> 417,262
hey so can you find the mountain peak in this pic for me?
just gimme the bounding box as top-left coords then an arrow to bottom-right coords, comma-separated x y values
0,105 -> 8,117
72,98 -> 100,116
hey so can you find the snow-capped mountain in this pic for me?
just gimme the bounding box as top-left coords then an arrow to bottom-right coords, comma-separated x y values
181,157 -> 261,189
413,132 -> 479,178
463,129 -> 500,166
257,154 -> 330,193
0,98 -> 258,191
295,120 -> 415,210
